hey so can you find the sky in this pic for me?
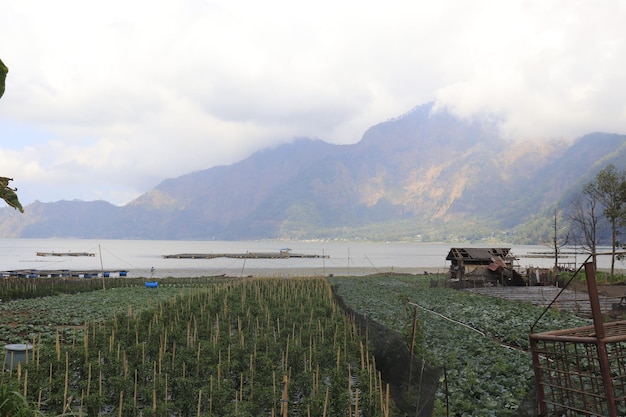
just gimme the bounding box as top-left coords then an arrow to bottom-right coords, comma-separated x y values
1,0 -> 625,207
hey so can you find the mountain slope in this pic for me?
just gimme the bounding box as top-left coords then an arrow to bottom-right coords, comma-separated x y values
2,103 -> 626,242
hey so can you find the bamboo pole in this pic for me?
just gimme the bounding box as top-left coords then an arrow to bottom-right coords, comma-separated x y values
133,369 -> 138,410
343,320 -> 348,361
187,319 -> 191,348
153,387 -> 156,413
118,391 -> 123,417
196,343 -> 201,378
56,329 -> 61,361
378,372 -> 384,413
348,368 -> 352,417
35,334 -> 41,370
369,363 -> 373,407
315,364 -> 320,397
22,369 -> 27,397
281,374 -> 289,417
84,323 -> 89,363
273,371 -> 276,398
250,353 -> 255,401
217,358 -> 221,391
309,334 -> 313,373
87,363 -> 92,396
157,346 -> 162,375
322,386 -> 329,417
360,341 -> 365,370
63,351 -> 69,414
165,373 -> 168,405
109,328 -> 114,354
240,372 -> 244,404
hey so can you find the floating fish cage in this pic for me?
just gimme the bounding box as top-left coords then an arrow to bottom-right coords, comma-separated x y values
530,262 -> 626,416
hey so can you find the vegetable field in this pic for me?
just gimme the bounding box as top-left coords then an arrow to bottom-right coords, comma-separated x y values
2,278 -> 394,416
0,274 -> 598,416
329,275 -> 591,417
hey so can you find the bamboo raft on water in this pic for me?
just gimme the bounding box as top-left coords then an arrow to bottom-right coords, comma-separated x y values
36,251 -> 95,257
162,251 -> 329,259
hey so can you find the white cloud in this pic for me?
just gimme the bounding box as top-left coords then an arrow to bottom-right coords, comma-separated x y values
1,0 -> 625,205
433,1 -> 626,139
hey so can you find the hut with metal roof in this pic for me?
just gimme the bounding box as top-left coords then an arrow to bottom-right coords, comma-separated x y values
446,247 -> 524,286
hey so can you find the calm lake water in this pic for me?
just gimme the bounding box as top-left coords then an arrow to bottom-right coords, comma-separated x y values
0,238 -> 621,278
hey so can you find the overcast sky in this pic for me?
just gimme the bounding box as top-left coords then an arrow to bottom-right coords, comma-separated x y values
1,0 -> 625,207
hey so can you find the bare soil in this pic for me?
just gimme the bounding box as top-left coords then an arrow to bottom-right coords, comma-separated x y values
565,281 -> 626,300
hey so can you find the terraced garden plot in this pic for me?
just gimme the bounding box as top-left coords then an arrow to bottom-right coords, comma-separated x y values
3,278 -> 394,417
0,274 -> 603,417
329,275 -> 591,417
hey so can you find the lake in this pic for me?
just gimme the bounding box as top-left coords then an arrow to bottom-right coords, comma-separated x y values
0,238 -> 621,278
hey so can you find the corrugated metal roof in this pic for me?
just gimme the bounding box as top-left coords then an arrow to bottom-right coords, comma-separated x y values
446,247 -> 511,261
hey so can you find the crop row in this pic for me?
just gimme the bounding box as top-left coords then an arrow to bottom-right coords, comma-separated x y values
328,275 -> 591,417
0,286 -> 191,345
1,273 -> 594,416
4,278 -> 394,416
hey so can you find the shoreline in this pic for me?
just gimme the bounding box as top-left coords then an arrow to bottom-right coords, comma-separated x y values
132,265 -> 621,279
138,266 -> 450,279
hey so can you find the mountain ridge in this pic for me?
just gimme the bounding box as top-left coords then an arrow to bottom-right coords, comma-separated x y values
2,102 -> 625,243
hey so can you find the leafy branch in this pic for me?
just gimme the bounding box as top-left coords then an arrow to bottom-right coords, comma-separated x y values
0,58 -> 25,213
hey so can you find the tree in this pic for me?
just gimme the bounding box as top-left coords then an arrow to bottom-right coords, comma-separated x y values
584,164 -> 626,277
0,58 -> 25,213
569,189 -> 605,269
549,209 -> 569,279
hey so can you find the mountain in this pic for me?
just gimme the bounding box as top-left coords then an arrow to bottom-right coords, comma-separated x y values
2,102 -> 626,243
